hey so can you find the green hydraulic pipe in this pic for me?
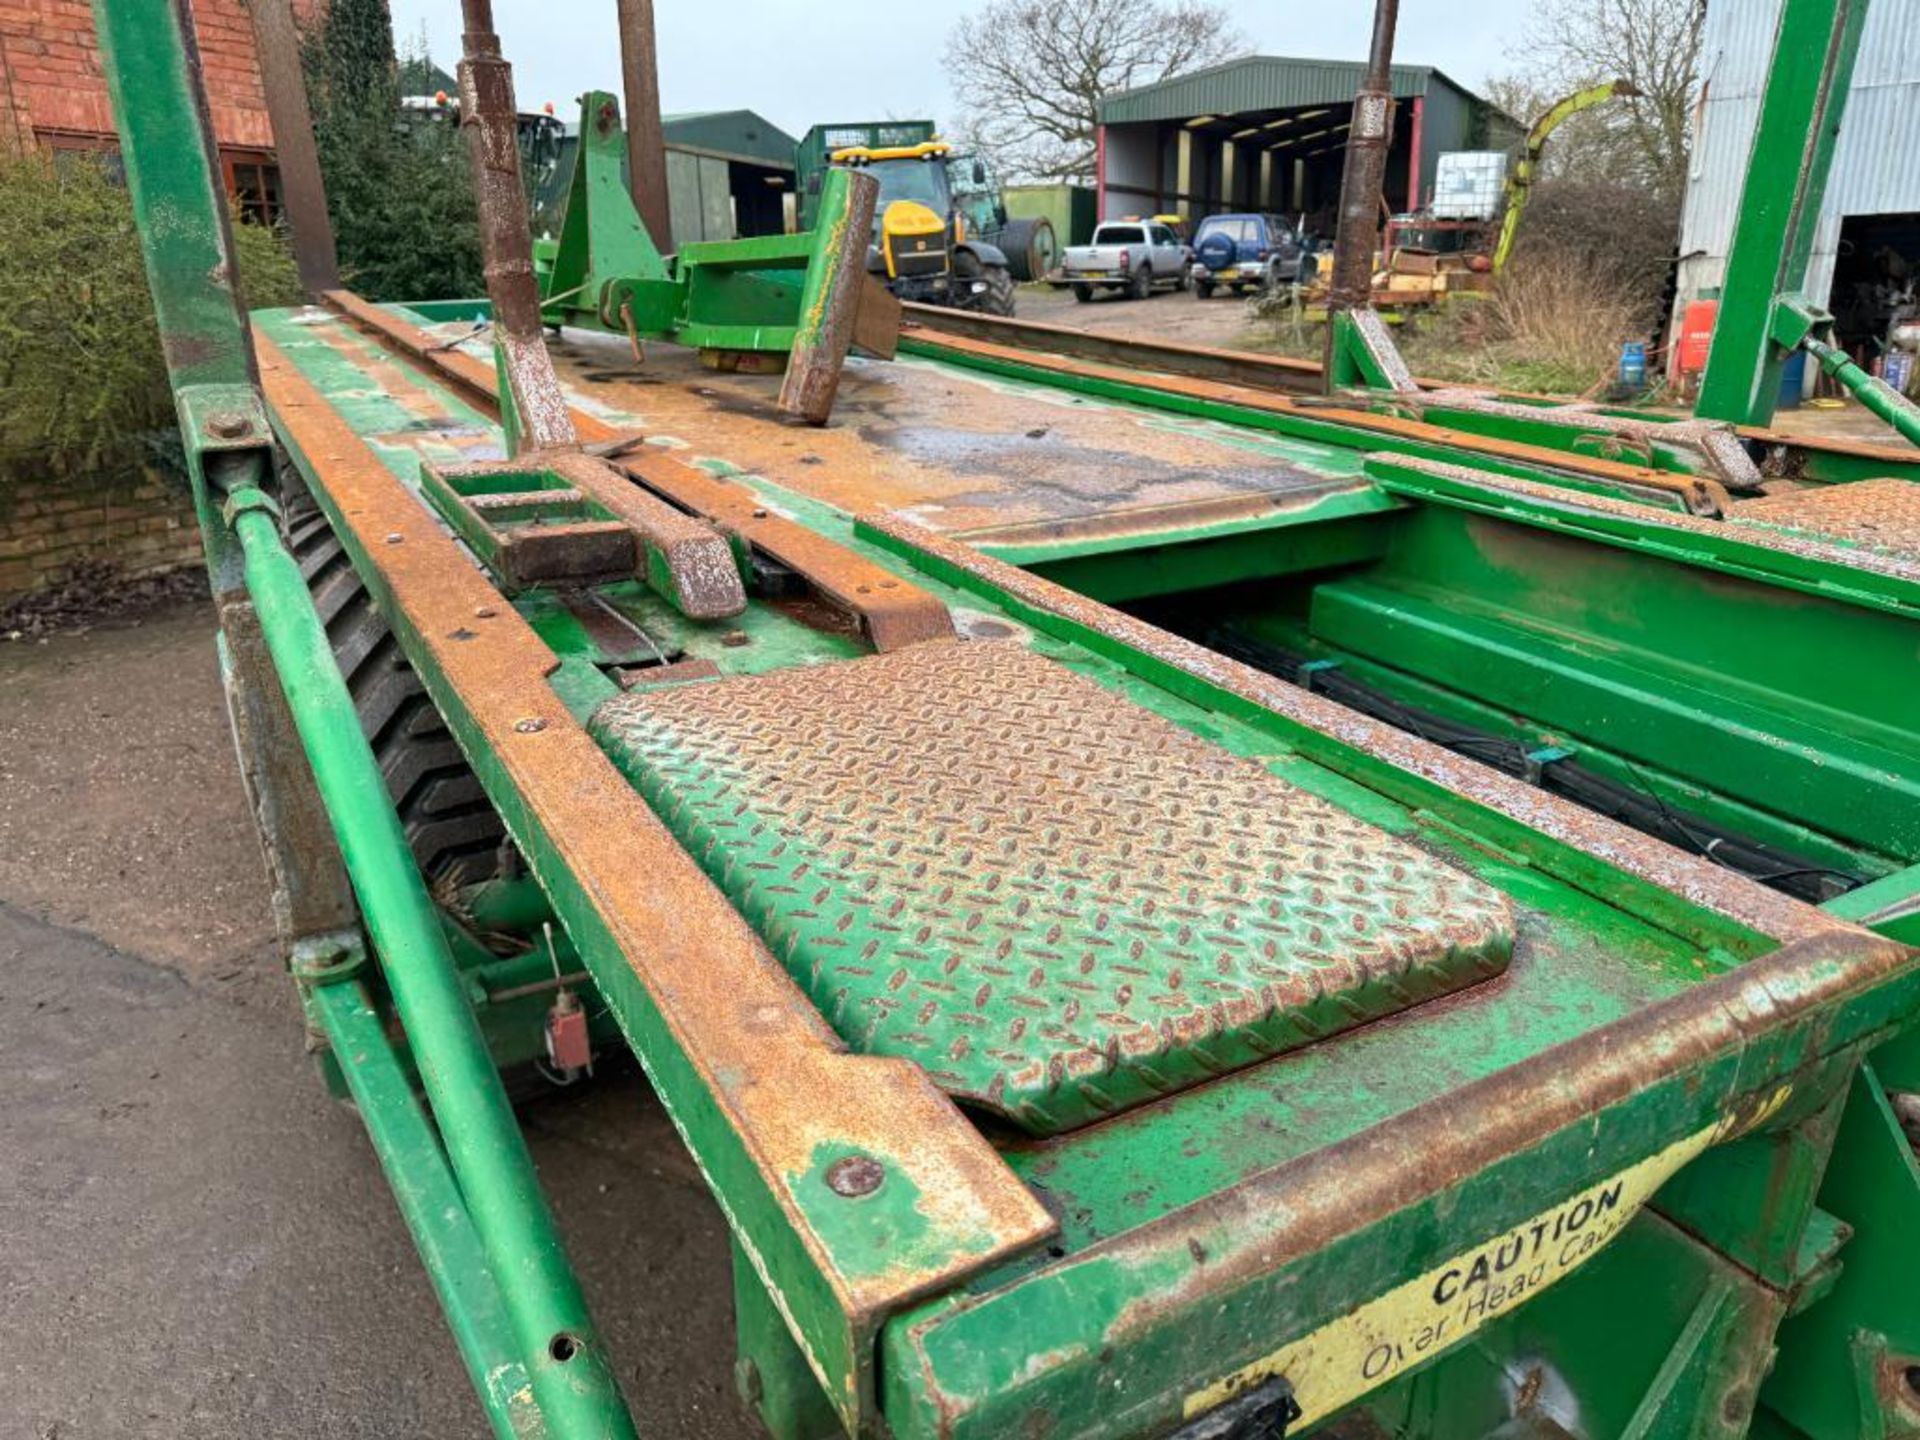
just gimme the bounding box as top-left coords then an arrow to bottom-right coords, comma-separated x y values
223,487 -> 638,1440
307,979 -> 541,1439
1801,335 -> 1920,448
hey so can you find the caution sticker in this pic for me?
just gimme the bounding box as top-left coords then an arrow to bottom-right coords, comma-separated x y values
1183,1090 -> 1790,1427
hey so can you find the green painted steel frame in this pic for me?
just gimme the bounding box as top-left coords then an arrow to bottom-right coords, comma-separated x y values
259,295 -> 1920,1439
1695,0 -> 1869,429
893,337 -> 1744,511
92,5 -> 639,1436
845,515 -> 1920,1440
539,91 -> 852,357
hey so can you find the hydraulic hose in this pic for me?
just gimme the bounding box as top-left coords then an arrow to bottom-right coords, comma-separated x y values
224,485 -> 638,1440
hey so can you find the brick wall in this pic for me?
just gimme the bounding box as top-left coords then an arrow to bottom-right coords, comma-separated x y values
0,0 -> 327,151
0,0 -> 330,604
0,465 -> 203,603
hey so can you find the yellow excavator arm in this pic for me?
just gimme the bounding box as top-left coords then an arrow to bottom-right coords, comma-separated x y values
1491,79 -> 1642,273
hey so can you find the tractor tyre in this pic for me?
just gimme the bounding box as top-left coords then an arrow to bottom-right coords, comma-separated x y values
1129,265 -> 1152,300
978,264 -> 1017,316
285,497 -> 509,888
954,249 -> 1017,317
995,216 -> 1056,282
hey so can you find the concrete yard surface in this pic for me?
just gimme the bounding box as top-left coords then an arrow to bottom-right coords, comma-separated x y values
0,603 -> 741,1439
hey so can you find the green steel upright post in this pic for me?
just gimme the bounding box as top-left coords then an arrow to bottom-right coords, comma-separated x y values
1695,0 -> 1870,427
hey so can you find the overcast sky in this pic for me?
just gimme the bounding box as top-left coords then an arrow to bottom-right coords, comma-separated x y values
389,2 -> 1538,140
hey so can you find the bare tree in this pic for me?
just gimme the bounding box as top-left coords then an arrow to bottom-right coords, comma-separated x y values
1489,0 -> 1706,199
945,0 -> 1246,183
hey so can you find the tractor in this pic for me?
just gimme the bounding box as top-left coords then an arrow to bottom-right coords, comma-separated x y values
795,122 -> 1051,317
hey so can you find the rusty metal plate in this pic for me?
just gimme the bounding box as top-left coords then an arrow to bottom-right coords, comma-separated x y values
591,640 -> 1515,1134
1733,478 -> 1920,559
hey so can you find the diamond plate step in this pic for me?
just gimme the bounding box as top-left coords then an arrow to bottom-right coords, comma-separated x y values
1733,478 -> 1920,560
590,641 -> 1514,1133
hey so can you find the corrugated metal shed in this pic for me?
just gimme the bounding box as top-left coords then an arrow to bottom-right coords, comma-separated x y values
1097,56 -> 1471,126
1676,0 -> 1920,324
662,110 -> 798,172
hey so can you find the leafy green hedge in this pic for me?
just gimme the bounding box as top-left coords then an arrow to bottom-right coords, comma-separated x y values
0,151 -> 302,475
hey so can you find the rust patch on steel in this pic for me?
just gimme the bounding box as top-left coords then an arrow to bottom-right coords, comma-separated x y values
592,640 -> 1514,1133
321,290 -> 952,648
902,305 -> 1918,484
544,450 -> 747,618
1409,387 -> 1762,495
617,656 -> 722,689
912,329 -> 1734,515
1733,477 -> 1920,560
953,480 -> 1373,550
611,448 -> 953,649
859,510 -> 1865,943
255,333 -> 1056,1395
323,289 -> 505,414
455,18 -> 577,454
853,276 -> 903,360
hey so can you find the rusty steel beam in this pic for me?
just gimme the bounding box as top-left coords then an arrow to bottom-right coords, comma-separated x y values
614,0 -> 673,249
607,446 -> 954,649
320,290 -> 953,649
904,303 -> 1326,391
244,0 -> 338,293
456,0 -> 576,454
1326,0 -> 1399,317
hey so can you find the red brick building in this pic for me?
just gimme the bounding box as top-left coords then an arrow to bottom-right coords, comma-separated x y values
0,0 -> 326,219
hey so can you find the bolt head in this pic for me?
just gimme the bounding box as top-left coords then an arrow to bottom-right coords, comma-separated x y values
206,411 -> 252,439
514,717 -> 547,734
825,1154 -> 885,1197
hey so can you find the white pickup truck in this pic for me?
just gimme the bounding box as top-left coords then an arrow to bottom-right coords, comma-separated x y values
1058,221 -> 1190,301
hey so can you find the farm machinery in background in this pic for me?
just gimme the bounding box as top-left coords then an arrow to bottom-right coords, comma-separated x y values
795,121 -> 1055,316
1316,79 -> 1642,313
98,0 -> 1920,1436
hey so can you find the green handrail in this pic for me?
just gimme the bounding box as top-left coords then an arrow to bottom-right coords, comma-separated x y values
305,977 -> 540,1438
228,491 -> 639,1440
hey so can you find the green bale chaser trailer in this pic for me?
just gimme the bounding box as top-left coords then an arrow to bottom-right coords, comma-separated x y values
99,2 -> 1920,1439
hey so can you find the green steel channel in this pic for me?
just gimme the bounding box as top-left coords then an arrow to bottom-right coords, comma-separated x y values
306,979 -> 543,1439
227,494 -> 638,1440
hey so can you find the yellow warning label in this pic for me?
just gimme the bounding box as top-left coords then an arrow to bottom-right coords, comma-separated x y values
1183,1089 -> 1790,1427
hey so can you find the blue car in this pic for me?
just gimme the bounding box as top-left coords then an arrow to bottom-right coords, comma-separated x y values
1190,213 -> 1311,298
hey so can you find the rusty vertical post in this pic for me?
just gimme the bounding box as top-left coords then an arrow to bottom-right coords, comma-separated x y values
615,0 -> 673,250
457,0 -> 577,454
1327,0 -> 1397,314
245,0 -> 339,293
1321,0 -> 1402,392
